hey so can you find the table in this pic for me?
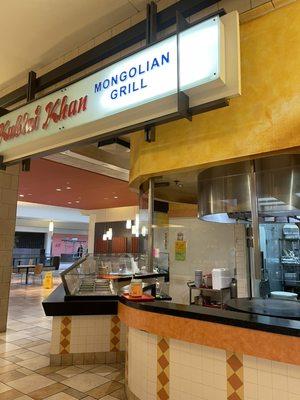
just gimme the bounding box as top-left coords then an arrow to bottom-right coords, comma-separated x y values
187,282 -> 230,309
17,265 -> 34,285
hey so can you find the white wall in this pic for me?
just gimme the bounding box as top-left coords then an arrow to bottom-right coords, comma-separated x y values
17,201 -> 89,223
16,202 -> 89,235
165,217 -> 248,304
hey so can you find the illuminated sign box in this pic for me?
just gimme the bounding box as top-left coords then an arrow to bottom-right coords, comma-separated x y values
0,12 -> 240,163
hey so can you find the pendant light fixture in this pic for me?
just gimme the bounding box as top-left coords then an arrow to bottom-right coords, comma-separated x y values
107,228 -> 113,240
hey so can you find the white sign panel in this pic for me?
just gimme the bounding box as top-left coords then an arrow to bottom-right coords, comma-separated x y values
0,13 -> 240,163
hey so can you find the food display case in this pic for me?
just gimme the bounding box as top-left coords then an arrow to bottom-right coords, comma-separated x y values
61,254 -> 168,300
60,256 -> 118,299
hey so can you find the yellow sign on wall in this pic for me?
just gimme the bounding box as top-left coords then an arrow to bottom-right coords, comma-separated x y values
175,240 -> 187,261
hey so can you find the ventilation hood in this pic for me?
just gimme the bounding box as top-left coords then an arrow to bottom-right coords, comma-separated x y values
198,154 -> 300,223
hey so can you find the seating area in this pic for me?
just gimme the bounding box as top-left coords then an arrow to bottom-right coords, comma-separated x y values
12,257 -> 63,285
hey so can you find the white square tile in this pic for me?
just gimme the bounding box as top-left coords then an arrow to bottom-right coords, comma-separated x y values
244,355 -> 257,369
244,381 -> 258,400
289,365 -> 300,380
272,389 -> 288,400
258,370 -> 272,388
288,377 -> 300,395
258,385 -> 273,400
257,358 -> 272,372
272,373 -> 288,391
272,361 -> 288,376
245,367 -> 258,384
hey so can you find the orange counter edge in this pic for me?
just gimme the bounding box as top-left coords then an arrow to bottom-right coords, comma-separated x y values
118,302 -> 300,365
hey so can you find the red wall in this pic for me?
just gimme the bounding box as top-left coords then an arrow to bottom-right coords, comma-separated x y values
52,233 -> 88,256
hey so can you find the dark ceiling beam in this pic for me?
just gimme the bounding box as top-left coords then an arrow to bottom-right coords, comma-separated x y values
0,0 -> 218,109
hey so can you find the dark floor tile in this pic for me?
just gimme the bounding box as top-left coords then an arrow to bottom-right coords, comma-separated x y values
105,371 -> 125,382
0,370 -> 25,383
0,389 -> 24,400
110,388 -> 127,400
45,373 -> 67,382
28,382 -> 67,400
63,387 -> 87,399
87,381 -> 123,399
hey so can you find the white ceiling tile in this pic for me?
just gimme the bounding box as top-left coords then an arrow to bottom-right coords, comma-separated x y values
0,0 -> 142,91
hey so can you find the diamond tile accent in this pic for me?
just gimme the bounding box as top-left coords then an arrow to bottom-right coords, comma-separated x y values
111,326 -> 120,335
158,338 -> 168,353
158,354 -> 168,370
158,387 -> 169,400
158,370 -> 169,386
111,337 -> 120,346
229,392 -> 243,400
228,354 -> 243,371
226,351 -> 244,400
110,316 -> 120,352
228,373 -> 243,390
61,328 -> 70,337
157,337 -> 169,400
62,317 -> 71,326
59,316 -> 72,355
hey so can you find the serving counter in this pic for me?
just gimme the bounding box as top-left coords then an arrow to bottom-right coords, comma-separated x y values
120,299 -> 300,400
43,281 -> 300,400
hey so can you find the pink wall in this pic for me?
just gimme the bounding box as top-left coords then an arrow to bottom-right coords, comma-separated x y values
52,234 -> 88,257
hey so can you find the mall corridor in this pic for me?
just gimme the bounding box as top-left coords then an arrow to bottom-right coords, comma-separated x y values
0,283 -> 125,400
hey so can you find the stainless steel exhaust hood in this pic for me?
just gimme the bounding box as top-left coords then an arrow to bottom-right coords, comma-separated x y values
198,154 -> 300,223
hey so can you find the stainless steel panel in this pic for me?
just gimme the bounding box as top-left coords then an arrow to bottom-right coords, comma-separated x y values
198,154 -> 300,223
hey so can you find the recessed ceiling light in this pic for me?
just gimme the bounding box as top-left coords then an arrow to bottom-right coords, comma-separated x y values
56,188 -> 62,192
19,194 -> 24,197
66,187 -> 71,190
67,201 -> 72,204
75,200 -> 80,203
114,196 -> 118,199
28,193 -> 32,196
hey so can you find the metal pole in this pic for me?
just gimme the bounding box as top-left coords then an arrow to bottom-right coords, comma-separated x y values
147,178 -> 154,272
249,160 -> 261,283
146,1 -> 157,45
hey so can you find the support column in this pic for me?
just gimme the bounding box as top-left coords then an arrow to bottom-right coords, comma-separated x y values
88,214 -> 96,254
45,232 -> 53,256
0,164 -> 20,332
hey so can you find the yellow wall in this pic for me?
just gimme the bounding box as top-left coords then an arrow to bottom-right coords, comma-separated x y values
130,2 -> 300,188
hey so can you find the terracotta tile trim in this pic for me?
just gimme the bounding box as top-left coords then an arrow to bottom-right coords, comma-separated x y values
59,316 -> 72,354
110,315 -> 121,352
157,337 -> 169,400
118,303 -> 300,365
227,351 -> 244,400
125,326 -> 129,385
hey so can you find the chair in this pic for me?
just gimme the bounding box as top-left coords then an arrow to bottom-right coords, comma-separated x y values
29,264 -> 44,285
11,266 -> 23,285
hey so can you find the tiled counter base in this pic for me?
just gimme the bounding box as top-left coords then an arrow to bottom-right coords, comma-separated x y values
125,326 -> 300,400
50,315 -> 125,366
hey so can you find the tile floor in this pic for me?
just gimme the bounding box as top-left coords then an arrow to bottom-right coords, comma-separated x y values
0,278 -> 126,400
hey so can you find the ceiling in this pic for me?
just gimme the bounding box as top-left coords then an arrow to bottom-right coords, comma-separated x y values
0,0 -> 148,91
18,158 -> 138,210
